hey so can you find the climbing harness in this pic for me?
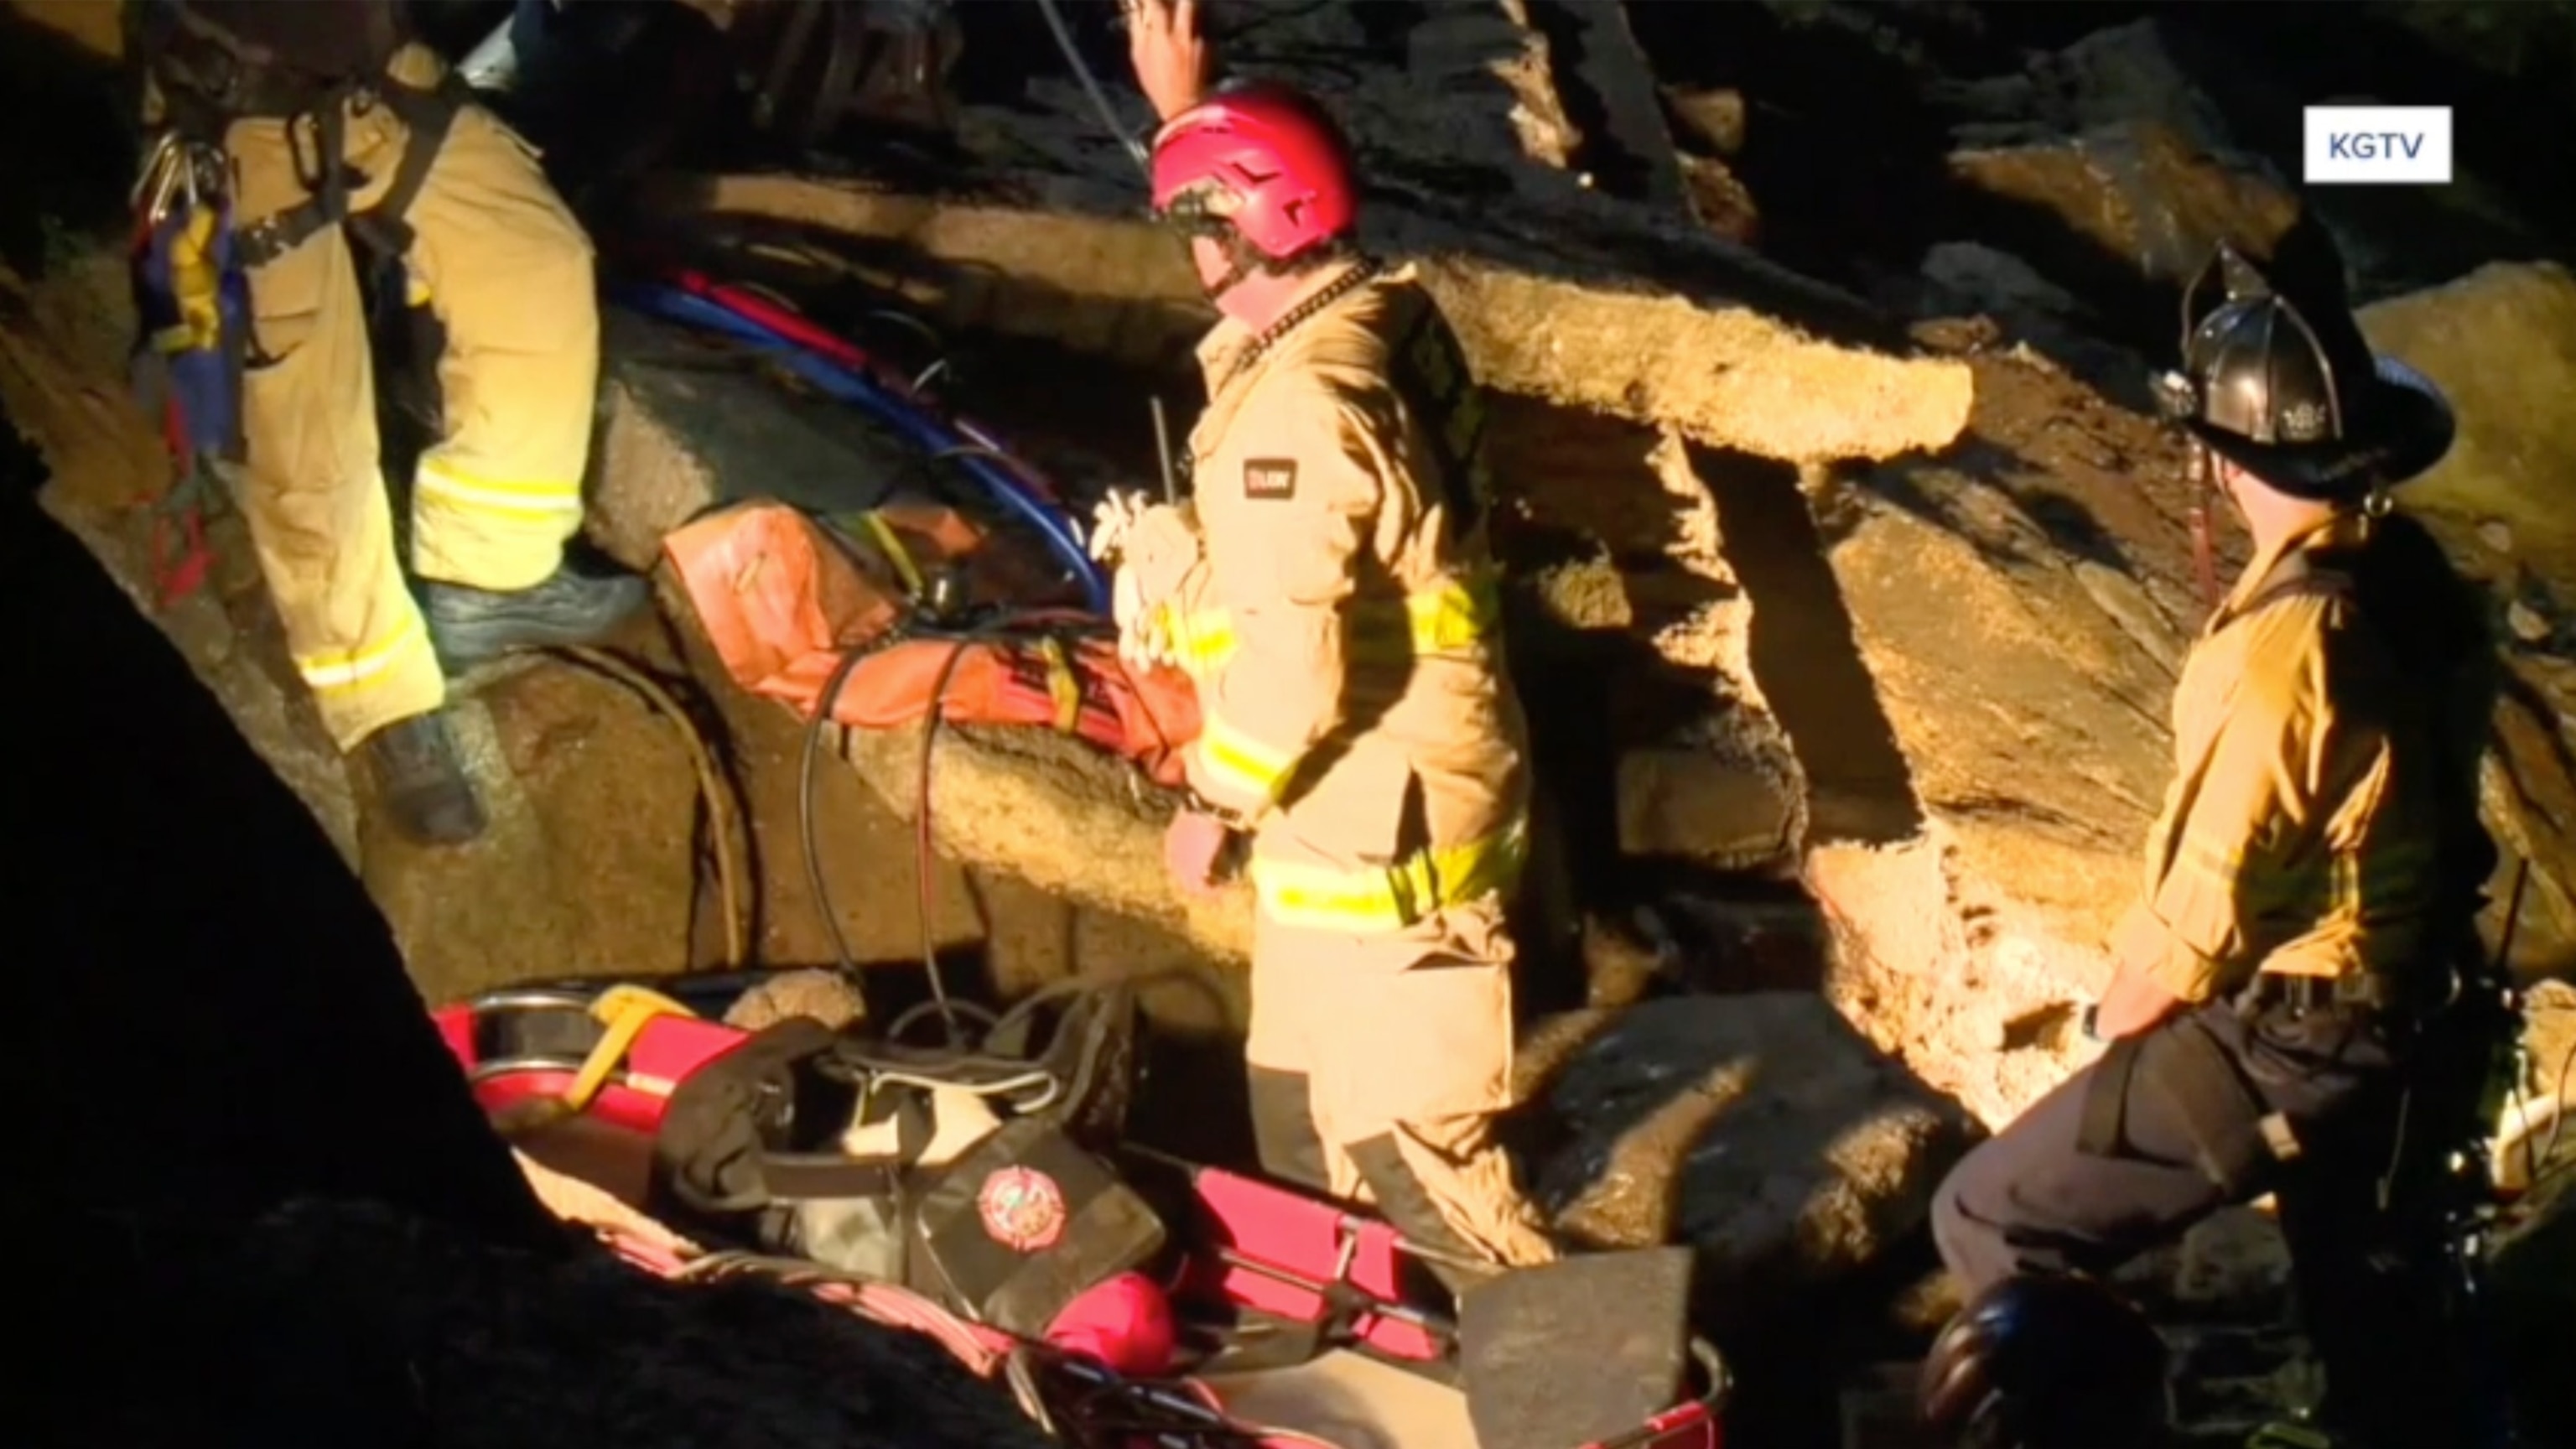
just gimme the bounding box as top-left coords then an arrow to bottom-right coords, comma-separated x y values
231,69 -> 474,272
128,130 -> 246,610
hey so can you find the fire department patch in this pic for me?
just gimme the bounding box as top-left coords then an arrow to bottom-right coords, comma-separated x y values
976,1166 -> 1068,1252
1242,458 -> 1298,501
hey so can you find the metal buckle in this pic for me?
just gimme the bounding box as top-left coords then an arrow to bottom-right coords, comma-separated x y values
2149,367 -> 2199,423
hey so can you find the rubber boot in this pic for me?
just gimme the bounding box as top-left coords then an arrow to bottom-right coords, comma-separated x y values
1347,1135 -> 1524,1306
361,710 -> 486,846
420,560 -> 649,674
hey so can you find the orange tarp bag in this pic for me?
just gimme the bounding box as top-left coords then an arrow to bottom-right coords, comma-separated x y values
662,501 -> 1201,787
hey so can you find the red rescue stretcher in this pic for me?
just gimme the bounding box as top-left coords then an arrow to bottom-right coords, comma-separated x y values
432,982 -> 1728,1449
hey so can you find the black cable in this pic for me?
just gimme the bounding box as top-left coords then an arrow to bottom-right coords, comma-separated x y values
915,636 -> 977,1044
801,641 -> 886,978
797,607 -> 1115,1026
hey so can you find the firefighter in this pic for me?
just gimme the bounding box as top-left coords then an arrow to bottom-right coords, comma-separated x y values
1919,242 -> 2499,1449
1099,0 -> 1560,1289
125,1 -> 647,846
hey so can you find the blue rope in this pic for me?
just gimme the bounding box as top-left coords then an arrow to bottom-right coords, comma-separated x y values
610,283 -> 1109,613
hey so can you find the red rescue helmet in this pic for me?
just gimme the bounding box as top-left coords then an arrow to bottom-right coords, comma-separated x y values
1150,81 -> 1358,263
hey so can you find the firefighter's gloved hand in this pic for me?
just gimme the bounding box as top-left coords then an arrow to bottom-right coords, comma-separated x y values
1088,490 -> 1194,565
1087,488 -> 1150,563
1095,493 -> 1201,672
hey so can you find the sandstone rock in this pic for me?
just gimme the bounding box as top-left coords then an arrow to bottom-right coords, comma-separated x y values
1617,743 -> 1796,870
1519,995 -> 1976,1317
723,969 -> 871,1032
1814,354 -> 2195,950
1806,837 -> 2106,1128
1662,86 -> 1748,158
2480,520 -> 2516,554
1677,153 -> 1761,247
2360,265 -> 2576,582
1909,241 -> 2145,396
636,174 -> 1970,465
1946,121 -> 2301,293
2509,599 -> 2554,645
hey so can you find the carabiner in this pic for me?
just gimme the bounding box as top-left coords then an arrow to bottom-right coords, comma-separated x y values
130,130 -> 181,209
143,148 -> 188,229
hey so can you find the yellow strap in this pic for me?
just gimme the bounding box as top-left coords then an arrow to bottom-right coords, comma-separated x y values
157,205 -> 224,355
1037,636 -> 1083,732
854,509 -> 926,598
561,984 -> 697,1112
1250,820 -> 1527,934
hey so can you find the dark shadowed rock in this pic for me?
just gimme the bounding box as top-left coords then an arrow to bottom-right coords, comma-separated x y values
1518,996 -> 1975,1313
1677,153 -> 1762,247
1661,86 -> 1747,158
147,1197 -> 1052,1449
2362,264 -> 2576,974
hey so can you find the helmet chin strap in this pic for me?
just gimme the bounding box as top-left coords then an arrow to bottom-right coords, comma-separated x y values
2188,445 -> 2223,616
1197,250 -> 1254,305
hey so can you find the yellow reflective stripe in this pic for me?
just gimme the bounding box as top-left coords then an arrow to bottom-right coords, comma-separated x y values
295,614 -> 432,694
1251,821 -> 1528,934
1169,604 -> 1237,678
1358,573 -> 1502,656
1173,574 -> 1501,678
414,457 -> 584,523
1193,709 -> 1300,805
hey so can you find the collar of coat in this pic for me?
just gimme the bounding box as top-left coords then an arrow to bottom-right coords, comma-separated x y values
2205,507 -> 2374,636
1192,258 -> 1410,385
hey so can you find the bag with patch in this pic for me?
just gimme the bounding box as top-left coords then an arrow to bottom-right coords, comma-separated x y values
646,983 -> 1164,1330
905,1113 -> 1168,1338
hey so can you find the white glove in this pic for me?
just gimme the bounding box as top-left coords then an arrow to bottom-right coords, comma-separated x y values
1088,488 -> 1156,564
1093,495 -> 1202,673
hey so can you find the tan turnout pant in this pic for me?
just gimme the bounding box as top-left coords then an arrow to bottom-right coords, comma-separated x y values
1245,891 -> 1561,1270
226,44 -> 599,751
